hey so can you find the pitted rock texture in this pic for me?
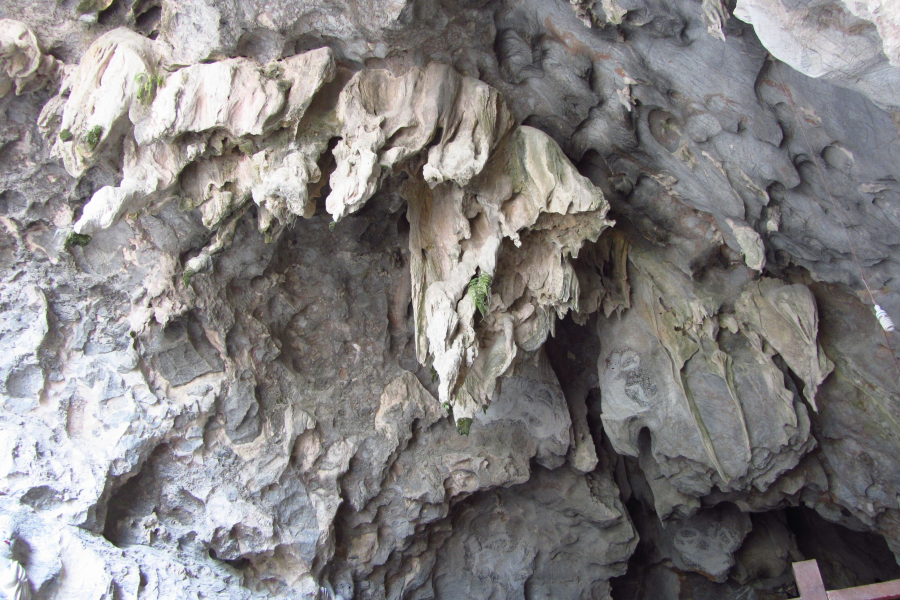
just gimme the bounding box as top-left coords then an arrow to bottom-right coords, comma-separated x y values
0,0 -> 899,598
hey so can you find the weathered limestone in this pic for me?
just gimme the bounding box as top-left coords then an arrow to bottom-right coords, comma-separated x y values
735,0 -> 900,111
598,242 -> 821,519
330,353 -> 600,598
328,63 -> 513,219
0,20 -> 57,98
734,279 -> 833,411
1,0 -> 900,597
39,28 -> 337,237
425,466 -> 636,600
406,125 -> 613,416
1,499 -> 260,599
37,28 -> 613,420
668,504 -> 752,582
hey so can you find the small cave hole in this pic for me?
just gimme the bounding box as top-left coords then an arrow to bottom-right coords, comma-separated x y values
431,126 -> 444,147
135,5 -> 162,36
97,0 -> 127,26
312,137 -> 341,216
207,548 -> 251,569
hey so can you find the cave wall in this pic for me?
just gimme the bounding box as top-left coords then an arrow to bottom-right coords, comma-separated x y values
0,0 -> 899,598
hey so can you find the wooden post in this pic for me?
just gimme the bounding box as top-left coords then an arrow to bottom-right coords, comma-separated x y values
793,560 -> 829,600
789,560 -> 900,600
828,581 -> 900,600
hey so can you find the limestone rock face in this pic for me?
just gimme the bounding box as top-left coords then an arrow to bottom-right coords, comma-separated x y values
0,19 -> 57,98
0,0 -> 899,597
36,24 -> 614,420
735,0 -> 900,111
668,504 -> 752,583
329,63 -> 514,219
2,499 -> 257,599
39,29 -> 337,235
407,125 -> 613,417
598,241 -> 820,519
426,466 -> 637,600
806,283 -> 900,557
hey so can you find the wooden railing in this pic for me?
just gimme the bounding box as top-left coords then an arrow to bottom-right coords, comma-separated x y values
791,560 -> 900,600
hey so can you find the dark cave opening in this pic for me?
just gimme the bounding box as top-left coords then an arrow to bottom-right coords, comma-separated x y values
544,310 -> 900,600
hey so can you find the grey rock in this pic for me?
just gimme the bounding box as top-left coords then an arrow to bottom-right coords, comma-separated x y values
597,240 -> 816,519
427,466 -> 636,600
1,0 -> 900,596
732,512 -> 803,585
735,0 -> 900,111
614,501 -> 805,599
0,284 -> 47,410
668,504 -> 752,582
221,374 -> 261,444
143,313 -> 224,387
331,351 -> 581,598
0,499 -> 262,599
803,283 -> 900,558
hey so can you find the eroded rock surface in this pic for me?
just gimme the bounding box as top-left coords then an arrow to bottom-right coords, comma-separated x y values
597,237 -> 822,519
0,0 -> 899,597
735,0 -> 900,111
427,466 -> 636,600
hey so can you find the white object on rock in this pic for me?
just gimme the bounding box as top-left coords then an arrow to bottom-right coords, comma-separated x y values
726,217 -> 766,272
0,532 -> 30,600
875,305 -> 896,332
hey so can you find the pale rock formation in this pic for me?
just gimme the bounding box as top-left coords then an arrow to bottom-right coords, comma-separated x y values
735,0 -> 900,110
0,20 -> 56,98
48,28 -> 162,177
702,0 -> 731,41
39,28 -> 337,237
158,0 -> 416,65
0,499 -> 259,599
38,28 -> 613,420
726,217 -> 766,272
328,63 -> 514,219
843,0 -> 900,67
406,125 -> 613,417
569,0 -> 628,28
